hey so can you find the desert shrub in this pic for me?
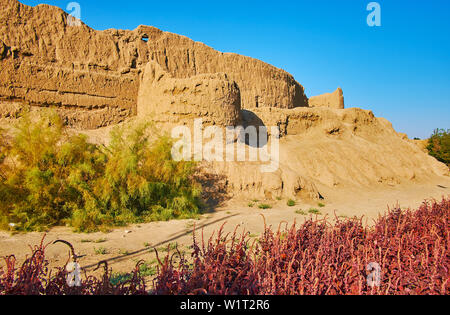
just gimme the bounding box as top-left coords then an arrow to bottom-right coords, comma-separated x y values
427,129 -> 450,166
308,208 -> 321,215
0,113 -> 104,231
94,247 -> 108,255
287,199 -> 296,207
0,112 -> 202,232
70,123 -> 202,231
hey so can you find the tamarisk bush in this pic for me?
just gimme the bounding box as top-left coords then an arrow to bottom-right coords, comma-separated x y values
0,199 -> 448,295
69,122 -> 202,232
0,111 -> 201,232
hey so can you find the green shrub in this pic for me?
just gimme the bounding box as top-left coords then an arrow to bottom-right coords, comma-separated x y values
157,242 -> 178,253
258,204 -> 272,210
0,112 -> 103,231
0,111 -> 202,232
94,247 -> 108,255
138,262 -> 157,277
287,199 -> 296,207
119,249 -> 131,255
0,128 -> 11,229
427,129 -> 450,166
110,262 -> 156,286
71,123 -> 202,231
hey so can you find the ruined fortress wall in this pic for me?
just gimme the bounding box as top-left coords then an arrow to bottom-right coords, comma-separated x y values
0,0 -> 308,129
309,88 -> 345,109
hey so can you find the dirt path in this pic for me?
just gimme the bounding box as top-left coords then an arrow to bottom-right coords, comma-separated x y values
1,177 -> 449,276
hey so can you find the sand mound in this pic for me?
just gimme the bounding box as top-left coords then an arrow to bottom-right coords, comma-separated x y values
202,106 -> 448,200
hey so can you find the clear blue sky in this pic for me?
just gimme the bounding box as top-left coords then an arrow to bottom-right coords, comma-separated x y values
21,0 -> 450,139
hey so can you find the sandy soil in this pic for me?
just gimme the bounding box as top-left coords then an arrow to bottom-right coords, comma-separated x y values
0,177 -> 449,276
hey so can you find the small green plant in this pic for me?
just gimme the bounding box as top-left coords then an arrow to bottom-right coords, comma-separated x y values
139,262 -> 157,277
143,242 -> 151,248
276,197 -> 282,201
119,249 -> 131,255
80,239 -> 93,243
318,203 -> 326,208
112,260 -> 158,284
158,242 -> 178,252
110,272 -> 132,286
0,111 -> 203,232
258,204 -> 272,210
248,203 -> 254,208
287,199 -> 296,207
296,209 -> 307,215
308,208 -> 322,215
94,238 -> 107,244
94,247 -> 108,255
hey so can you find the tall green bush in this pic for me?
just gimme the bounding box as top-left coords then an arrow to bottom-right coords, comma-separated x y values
70,123 -> 202,232
0,127 -> 11,229
0,112 -> 202,232
427,129 -> 450,166
0,113 -> 104,231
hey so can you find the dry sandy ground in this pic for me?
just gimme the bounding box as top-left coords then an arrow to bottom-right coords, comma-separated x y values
0,177 -> 449,277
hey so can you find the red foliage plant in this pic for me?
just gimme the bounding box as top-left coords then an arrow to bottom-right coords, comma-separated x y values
1,198 -> 449,295
0,238 -> 147,295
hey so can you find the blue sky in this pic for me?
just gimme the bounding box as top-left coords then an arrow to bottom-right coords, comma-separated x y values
21,0 -> 450,139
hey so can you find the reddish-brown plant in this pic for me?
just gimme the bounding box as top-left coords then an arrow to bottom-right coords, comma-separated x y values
152,198 -> 449,295
1,198 -> 448,295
